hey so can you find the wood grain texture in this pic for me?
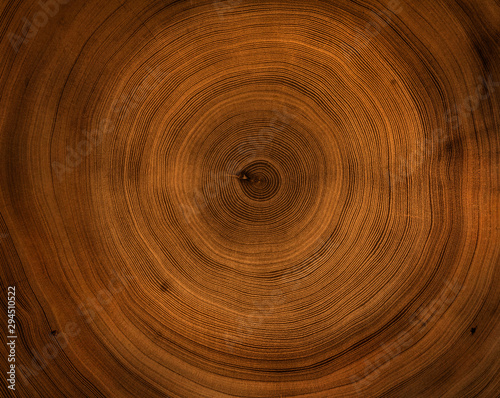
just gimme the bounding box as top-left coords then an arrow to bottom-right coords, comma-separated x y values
0,0 -> 499,397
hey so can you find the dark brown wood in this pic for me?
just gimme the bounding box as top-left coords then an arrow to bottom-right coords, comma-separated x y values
1,0 -> 499,397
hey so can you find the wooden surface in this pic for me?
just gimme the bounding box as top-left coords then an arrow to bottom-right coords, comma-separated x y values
1,0 -> 499,397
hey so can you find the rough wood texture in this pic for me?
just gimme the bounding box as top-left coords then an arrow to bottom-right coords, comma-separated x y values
1,0 -> 499,397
